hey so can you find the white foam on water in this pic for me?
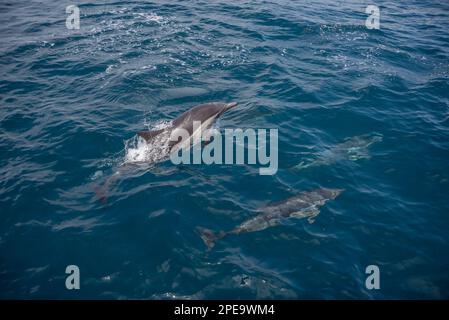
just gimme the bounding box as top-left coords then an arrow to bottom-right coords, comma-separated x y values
90,170 -> 104,181
123,120 -> 172,165
134,12 -> 164,24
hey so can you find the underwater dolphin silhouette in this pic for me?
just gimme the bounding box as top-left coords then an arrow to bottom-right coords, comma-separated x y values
197,188 -> 344,249
294,133 -> 383,170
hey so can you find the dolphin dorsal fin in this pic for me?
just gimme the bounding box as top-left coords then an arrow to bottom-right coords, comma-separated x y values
138,129 -> 164,142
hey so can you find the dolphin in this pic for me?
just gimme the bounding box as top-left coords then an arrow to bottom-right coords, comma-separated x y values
138,102 -> 238,151
197,188 -> 343,249
294,133 -> 383,170
93,102 -> 238,204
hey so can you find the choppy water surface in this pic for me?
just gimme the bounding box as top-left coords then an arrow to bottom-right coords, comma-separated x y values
1,0 -> 448,299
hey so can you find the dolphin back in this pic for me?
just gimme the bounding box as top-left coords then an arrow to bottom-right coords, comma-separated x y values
137,128 -> 165,142
172,102 -> 235,128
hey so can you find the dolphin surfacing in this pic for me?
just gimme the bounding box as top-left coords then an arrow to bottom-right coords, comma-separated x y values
138,102 -> 238,150
93,102 -> 238,204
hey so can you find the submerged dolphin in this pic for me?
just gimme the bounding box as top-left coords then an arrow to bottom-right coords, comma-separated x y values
138,102 -> 238,151
294,133 -> 382,170
197,188 -> 343,249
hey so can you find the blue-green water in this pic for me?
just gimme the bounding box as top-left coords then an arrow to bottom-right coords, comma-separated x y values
1,0 -> 449,299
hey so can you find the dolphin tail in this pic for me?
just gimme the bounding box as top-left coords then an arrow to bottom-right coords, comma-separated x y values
196,227 -> 226,250
92,172 -> 119,205
92,183 -> 108,204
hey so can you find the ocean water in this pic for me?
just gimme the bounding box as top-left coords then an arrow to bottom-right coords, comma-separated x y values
1,0 -> 449,299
